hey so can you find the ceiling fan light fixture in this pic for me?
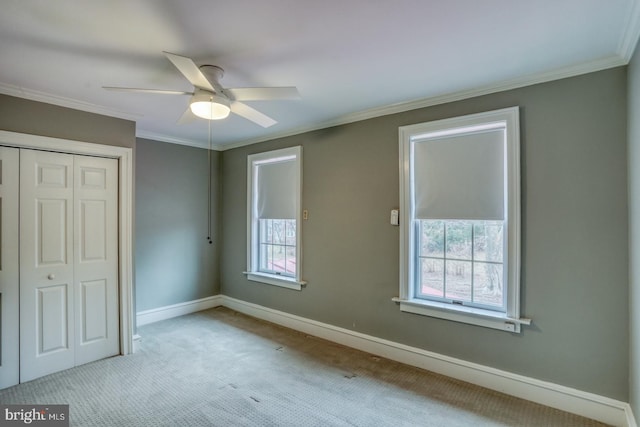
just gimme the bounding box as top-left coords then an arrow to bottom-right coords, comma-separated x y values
190,91 -> 231,120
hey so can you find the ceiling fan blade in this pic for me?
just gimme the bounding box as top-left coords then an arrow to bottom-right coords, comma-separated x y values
103,87 -> 193,95
177,107 -> 197,125
224,87 -> 300,101
230,101 -> 277,128
163,51 -> 215,92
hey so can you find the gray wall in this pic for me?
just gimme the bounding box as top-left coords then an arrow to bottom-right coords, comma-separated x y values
0,95 -> 223,323
135,138 -> 221,311
628,43 -> 640,418
0,93 -> 140,318
0,94 -> 135,149
221,67 -> 629,400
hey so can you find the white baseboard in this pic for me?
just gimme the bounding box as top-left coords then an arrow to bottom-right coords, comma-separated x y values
221,295 -> 633,427
628,406 -> 639,427
132,334 -> 142,353
136,295 -> 223,326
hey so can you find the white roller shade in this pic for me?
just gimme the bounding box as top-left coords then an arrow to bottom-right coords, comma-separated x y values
256,159 -> 297,219
413,128 -> 505,220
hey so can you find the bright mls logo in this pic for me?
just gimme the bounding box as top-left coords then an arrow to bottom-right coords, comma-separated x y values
0,405 -> 68,426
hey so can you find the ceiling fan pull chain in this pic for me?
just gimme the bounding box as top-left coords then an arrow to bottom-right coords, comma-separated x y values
207,118 -> 213,245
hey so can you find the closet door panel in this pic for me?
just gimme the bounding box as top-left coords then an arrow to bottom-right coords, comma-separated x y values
74,155 -> 119,365
20,149 -> 75,382
38,198 -> 68,265
0,146 -> 19,389
38,284 -> 69,353
81,279 -> 108,342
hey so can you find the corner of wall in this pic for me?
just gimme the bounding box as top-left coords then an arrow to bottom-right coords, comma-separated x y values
628,38 -> 640,427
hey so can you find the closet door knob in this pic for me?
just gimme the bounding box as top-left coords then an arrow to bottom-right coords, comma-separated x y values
47,273 -> 55,280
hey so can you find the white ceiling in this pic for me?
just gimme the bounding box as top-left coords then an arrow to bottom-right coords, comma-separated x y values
1,0 -> 639,150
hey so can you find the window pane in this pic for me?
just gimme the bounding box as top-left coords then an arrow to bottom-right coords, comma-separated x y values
420,220 -> 444,257
270,244 -> 286,273
272,220 -> 285,244
285,220 -> 296,246
445,260 -> 471,302
419,258 -> 444,298
446,221 -> 472,260
259,243 -> 269,271
285,246 -> 296,275
270,219 -> 276,243
473,262 -> 503,307
474,221 -> 503,262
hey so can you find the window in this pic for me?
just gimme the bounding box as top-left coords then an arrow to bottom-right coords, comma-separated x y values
246,146 -> 305,290
396,107 -> 530,332
259,219 -> 297,277
417,219 -> 505,310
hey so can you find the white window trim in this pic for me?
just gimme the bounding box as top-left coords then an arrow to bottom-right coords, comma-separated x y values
246,271 -> 306,290
396,107 -> 530,332
245,146 -> 306,290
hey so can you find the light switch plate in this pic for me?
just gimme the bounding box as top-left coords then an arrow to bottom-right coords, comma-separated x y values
390,209 -> 399,226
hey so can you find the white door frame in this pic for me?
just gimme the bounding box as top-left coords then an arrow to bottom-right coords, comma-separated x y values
0,130 -> 134,356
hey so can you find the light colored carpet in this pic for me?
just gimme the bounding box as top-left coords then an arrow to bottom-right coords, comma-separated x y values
0,307 -> 608,426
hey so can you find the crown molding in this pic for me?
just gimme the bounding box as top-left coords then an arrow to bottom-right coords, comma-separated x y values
0,52 -> 631,152
218,55 -> 627,151
0,82 -> 142,122
619,0 -> 640,61
135,129 -> 225,151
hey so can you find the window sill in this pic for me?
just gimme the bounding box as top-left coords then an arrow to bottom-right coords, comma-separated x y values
392,297 -> 531,333
244,272 -> 306,291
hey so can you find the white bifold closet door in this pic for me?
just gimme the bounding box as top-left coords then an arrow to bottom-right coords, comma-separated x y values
19,149 -> 119,382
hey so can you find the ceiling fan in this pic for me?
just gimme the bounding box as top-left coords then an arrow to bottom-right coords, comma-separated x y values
104,52 -> 300,128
